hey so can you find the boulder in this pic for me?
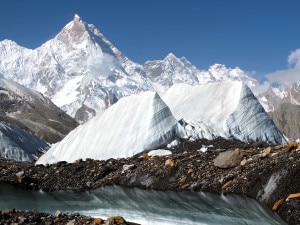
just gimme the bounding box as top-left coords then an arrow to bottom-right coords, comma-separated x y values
105,216 -> 126,225
165,159 -> 175,167
213,149 -> 243,169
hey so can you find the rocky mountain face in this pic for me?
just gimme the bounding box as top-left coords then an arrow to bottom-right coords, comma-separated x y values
0,14 -> 299,138
258,83 -> 300,139
269,103 -> 300,140
143,53 -> 200,93
0,77 -> 78,143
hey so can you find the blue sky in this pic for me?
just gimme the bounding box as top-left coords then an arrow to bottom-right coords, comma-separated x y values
1,0 -> 300,83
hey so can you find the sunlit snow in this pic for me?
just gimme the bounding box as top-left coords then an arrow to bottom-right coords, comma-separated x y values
163,81 -> 287,144
37,91 -> 181,164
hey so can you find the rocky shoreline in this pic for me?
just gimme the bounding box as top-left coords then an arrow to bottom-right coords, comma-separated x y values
0,139 -> 299,224
0,209 -> 139,225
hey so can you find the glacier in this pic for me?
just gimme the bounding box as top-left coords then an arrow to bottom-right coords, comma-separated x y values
37,80 -> 287,165
36,91 -> 181,164
162,80 -> 287,145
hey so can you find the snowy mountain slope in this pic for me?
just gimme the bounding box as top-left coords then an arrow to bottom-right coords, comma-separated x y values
0,76 -> 78,143
197,64 -> 259,87
0,14 -> 153,122
145,56 -> 300,114
0,121 -> 49,162
36,91 -> 182,164
162,81 -> 287,145
254,83 -> 300,113
143,53 -> 200,93
144,53 -> 293,113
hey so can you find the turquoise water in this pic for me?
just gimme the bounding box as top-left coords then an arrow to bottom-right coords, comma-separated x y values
0,184 -> 286,225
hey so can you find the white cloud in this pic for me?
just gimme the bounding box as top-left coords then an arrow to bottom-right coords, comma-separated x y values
88,52 -> 116,79
288,49 -> 300,66
82,52 -> 117,86
267,49 -> 300,85
251,81 -> 271,96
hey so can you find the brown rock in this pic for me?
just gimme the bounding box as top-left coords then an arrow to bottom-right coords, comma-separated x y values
182,183 -> 190,188
213,149 -> 244,169
272,199 -> 284,211
142,153 -> 149,159
165,159 -> 174,167
262,147 -> 272,155
94,218 -> 103,224
221,180 -> 233,189
287,193 -> 300,199
187,168 -> 194,174
105,216 -> 126,225
288,142 -> 297,151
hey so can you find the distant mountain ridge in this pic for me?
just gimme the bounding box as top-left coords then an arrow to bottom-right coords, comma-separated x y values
0,76 -> 78,143
0,14 -> 299,138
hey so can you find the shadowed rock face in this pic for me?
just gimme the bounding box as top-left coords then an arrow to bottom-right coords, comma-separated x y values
0,79 -> 78,143
269,103 -> 300,140
74,104 -> 96,123
104,93 -> 118,108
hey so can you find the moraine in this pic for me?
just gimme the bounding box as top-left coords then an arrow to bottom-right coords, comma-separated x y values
0,140 -> 299,224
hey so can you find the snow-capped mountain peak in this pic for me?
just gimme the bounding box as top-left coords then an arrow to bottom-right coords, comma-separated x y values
74,13 -> 82,21
1,14 -> 299,130
143,53 -> 200,93
56,14 -> 89,48
0,14 -> 154,122
0,14 -> 263,123
164,53 -> 179,61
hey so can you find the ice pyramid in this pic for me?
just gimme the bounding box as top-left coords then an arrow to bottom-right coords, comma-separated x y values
162,80 -> 287,145
36,91 -> 181,164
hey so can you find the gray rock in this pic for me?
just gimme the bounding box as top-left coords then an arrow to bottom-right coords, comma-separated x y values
213,149 -> 244,169
122,164 -> 135,172
15,171 -> 25,182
